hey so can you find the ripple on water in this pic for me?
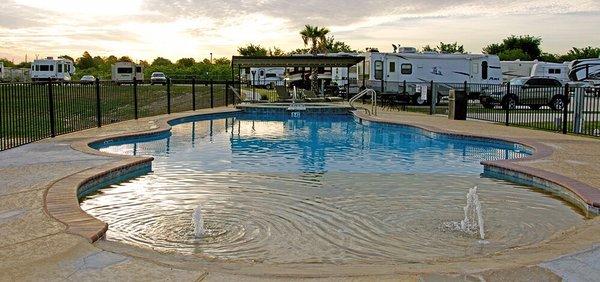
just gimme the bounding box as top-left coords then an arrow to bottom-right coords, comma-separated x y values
81,172 -> 584,264
82,114 -> 583,264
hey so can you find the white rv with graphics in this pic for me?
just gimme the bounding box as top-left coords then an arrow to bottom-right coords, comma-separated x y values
30,57 -> 75,81
569,58 -> 600,86
111,62 -> 144,83
357,48 -> 501,104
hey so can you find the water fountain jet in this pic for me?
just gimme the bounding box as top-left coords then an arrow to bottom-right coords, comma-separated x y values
193,206 -> 205,237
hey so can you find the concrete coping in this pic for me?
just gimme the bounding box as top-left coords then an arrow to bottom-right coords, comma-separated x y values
44,108 -> 599,243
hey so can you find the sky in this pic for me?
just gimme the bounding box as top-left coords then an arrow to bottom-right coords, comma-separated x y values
1,0 -> 599,63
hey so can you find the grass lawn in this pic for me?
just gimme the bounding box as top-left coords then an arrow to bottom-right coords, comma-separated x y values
0,82 -> 229,149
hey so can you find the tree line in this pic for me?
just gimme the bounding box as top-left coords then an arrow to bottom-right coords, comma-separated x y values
1,31 -> 598,82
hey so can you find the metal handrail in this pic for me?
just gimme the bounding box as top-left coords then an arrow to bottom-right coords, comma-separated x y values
228,85 -> 243,102
349,88 -> 377,116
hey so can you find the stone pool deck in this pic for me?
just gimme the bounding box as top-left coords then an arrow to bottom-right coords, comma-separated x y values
0,106 -> 599,281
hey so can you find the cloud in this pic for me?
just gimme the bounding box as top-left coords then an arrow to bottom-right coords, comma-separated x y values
0,0 -> 599,61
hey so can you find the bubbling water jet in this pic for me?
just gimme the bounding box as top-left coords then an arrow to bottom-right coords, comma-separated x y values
460,186 -> 485,240
193,206 -> 205,237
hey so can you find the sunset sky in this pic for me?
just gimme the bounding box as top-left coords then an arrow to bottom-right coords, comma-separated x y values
1,0 -> 599,63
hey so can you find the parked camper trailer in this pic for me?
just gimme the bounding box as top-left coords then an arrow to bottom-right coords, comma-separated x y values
569,58 -> 600,85
30,57 -> 75,81
111,62 -> 144,83
358,49 -> 501,104
245,67 -> 285,89
530,62 -> 570,83
500,60 -> 538,82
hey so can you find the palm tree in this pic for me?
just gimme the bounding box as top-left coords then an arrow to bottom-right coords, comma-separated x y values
300,25 -> 330,93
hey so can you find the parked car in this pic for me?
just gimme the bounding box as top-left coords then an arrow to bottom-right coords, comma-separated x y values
479,77 -> 567,110
80,75 -> 95,84
150,72 -> 167,85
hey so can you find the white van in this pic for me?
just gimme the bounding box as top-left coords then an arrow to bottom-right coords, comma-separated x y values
111,62 -> 144,83
30,57 -> 75,81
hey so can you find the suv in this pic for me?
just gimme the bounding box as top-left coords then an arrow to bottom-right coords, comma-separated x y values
480,77 -> 567,110
150,72 -> 167,85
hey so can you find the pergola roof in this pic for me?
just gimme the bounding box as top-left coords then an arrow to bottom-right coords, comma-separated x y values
231,55 -> 365,68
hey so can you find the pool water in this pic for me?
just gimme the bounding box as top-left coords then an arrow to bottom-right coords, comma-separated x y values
82,113 -> 584,264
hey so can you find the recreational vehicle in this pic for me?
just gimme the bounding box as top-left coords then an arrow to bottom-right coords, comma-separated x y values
30,57 -> 75,81
245,67 -> 285,89
530,62 -> 570,83
569,58 -> 600,85
111,62 -> 144,83
500,60 -> 538,82
357,49 -> 501,104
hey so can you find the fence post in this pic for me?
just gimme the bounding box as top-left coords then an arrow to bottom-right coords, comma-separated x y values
167,78 -> 171,114
133,77 -> 138,119
463,81 -> 468,98
95,78 -> 101,127
429,80 -> 434,115
562,84 -> 570,134
225,80 -> 229,106
48,79 -> 56,137
505,82 -> 510,126
192,77 -> 196,111
210,79 -> 214,108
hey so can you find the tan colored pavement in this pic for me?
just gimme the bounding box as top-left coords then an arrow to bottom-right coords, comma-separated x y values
0,105 -> 598,281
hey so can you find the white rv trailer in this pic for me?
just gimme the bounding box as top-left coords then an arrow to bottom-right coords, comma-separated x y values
30,57 -> 75,81
501,60 -> 570,83
500,60 -> 538,82
111,62 -> 144,83
569,58 -> 600,85
530,62 -> 571,83
0,62 -> 4,81
245,67 -> 285,89
357,49 -> 501,104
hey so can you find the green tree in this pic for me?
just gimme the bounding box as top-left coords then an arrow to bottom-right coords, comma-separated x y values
237,44 -> 268,56
268,47 -> 286,56
75,51 -> 94,69
325,36 -> 354,53
59,55 -> 74,62
176,57 -> 196,67
300,24 -> 330,92
15,62 -> 31,68
483,35 -> 542,59
422,42 -> 465,54
559,46 -> 600,61
151,57 -> 173,66
105,55 -> 118,65
118,56 -> 133,62
213,57 -> 231,65
289,48 -> 310,55
0,58 -> 15,67
497,49 -> 531,61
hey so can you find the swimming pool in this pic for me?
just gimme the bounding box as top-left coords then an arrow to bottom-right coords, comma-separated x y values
82,112 -> 584,264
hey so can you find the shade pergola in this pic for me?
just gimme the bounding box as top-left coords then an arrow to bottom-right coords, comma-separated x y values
231,55 -> 365,69
231,55 -> 365,97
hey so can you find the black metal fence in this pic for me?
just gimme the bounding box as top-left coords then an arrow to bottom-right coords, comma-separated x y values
375,80 -> 600,137
0,78 -> 239,151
